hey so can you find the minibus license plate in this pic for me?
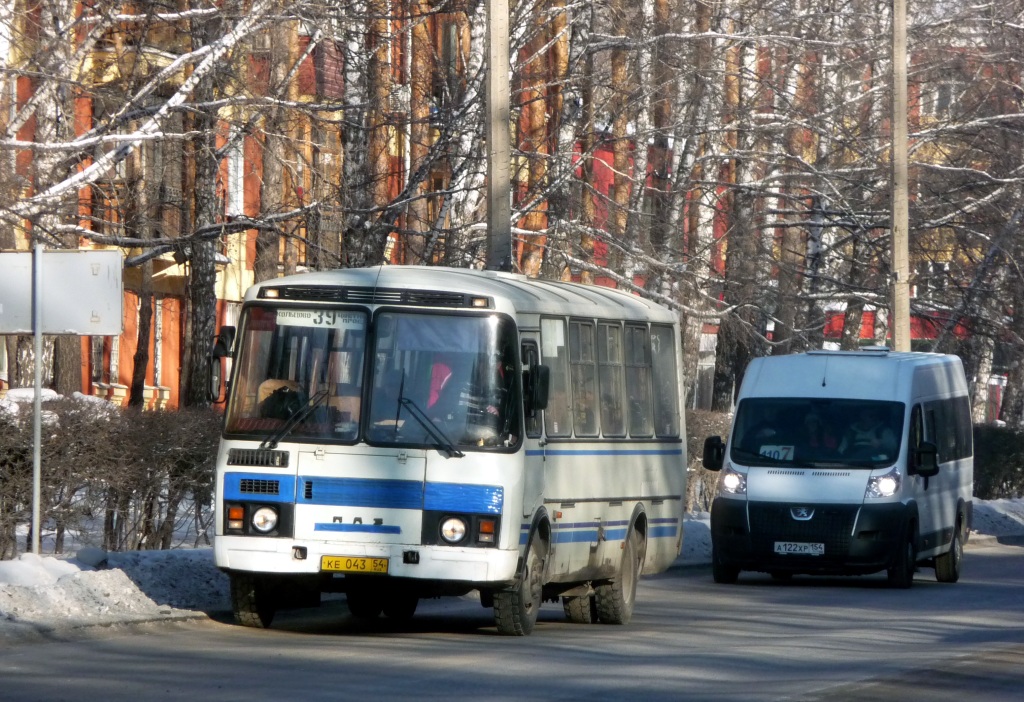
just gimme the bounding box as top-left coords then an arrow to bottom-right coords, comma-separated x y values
774,542 -> 824,556
321,556 -> 389,573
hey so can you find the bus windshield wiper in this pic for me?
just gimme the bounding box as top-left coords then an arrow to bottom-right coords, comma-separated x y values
399,397 -> 464,458
260,389 -> 329,449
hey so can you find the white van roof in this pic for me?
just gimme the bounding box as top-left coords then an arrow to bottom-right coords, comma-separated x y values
738,349 -> 967,402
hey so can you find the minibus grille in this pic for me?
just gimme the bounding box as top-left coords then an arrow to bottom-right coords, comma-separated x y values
749,503 -> 858,557
274,286 -> 478,308
227,448 -> 289,468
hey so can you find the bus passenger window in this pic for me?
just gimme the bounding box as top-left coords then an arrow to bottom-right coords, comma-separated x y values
625,325 -> 654,437
542,318 -> 572,437
570,320 -> 598,437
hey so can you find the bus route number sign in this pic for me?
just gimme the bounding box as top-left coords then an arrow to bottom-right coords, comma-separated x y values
320,555 -> 389,574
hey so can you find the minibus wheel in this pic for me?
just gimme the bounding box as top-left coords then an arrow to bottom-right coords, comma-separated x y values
887,524 -> 916,589
595,527 -> 645,625
934,516 -> 964,583
230,573 -> 277,628
711,541 -> 740,584
494,535 -> 548,635
382,593 -> 419,620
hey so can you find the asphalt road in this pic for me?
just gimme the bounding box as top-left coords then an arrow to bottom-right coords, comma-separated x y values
1,541 -> 1021,702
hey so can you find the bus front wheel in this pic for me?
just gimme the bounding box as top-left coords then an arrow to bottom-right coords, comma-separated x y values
230,573 -> 277,628
494,536 -> 548,636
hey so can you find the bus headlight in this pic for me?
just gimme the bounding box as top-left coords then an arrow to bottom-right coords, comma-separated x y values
866,467 -> 901,498
720,465 -> 747,495
251,506 -> 279,533
440,517 -> 468,544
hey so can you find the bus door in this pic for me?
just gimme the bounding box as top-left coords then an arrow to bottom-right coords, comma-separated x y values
521,337 -> 545,518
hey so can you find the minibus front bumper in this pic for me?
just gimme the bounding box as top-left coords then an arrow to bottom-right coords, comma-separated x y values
711,498 -> 909,575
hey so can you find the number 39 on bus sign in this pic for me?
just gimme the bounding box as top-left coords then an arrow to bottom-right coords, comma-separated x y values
759,445 -> 794,460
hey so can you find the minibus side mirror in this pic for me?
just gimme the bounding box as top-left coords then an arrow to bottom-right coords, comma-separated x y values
703,436 -> 725,471
911,440 -> 939,478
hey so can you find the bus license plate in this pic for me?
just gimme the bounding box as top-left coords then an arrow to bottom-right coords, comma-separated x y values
774,542 -> 824,556
320,556 -> 389,573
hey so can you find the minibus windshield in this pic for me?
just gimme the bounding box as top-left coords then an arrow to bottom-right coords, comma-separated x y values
730,398 -> 904,467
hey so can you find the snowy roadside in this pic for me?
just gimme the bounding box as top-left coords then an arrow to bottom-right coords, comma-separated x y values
2,498 -> 1023,642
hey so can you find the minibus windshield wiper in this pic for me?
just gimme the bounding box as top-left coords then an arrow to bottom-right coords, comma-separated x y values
260,389 -> 329,449
399,397 -> 465,458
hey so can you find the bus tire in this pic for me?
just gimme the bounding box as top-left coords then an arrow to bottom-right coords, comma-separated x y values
494,536 -> 548,636
346,586 -> 384,619
887,523 -> 916,589
382,594 -> 419,620
711,541 -> 740,584
230,573 -> 276,629
595,527 -> 643,625
935,516 -> 964,583
562,595 -> 596,624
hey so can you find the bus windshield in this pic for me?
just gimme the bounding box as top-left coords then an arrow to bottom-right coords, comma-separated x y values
224,306 -> 521,451
730,398 -> 905,468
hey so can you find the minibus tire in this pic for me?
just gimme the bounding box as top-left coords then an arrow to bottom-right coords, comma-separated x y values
887,524 -> 916,589
494,536 -> 548,635
595,528 -> 643,625
230,573 -> 276,628
934,517 -> 964,583
562,595 -> 596,623
711,542 -> 740,584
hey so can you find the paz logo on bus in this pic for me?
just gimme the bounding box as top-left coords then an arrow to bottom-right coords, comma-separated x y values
790,507 -> 815,521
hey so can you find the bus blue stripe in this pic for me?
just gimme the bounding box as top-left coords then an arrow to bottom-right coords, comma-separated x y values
525,448 -> 683,457
298,477 -> 423,509
424,483 -> 503,514
314,523 -> 402,534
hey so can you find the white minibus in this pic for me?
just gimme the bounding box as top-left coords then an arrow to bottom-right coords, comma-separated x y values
702,349 -> 973,588
210,266 -> 686,634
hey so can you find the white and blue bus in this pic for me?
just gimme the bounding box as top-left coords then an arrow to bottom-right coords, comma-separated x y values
210,265 -> 686,635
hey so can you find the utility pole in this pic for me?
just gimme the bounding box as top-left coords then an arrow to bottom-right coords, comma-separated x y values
890,0 -> 911,351
485,0 -> 512,271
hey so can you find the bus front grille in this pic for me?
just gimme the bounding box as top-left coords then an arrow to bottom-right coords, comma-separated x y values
239,478 -> 281,496
228,448 -> 289,468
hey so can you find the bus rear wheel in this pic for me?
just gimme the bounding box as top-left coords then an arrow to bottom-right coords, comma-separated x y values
595,528 -> 643,625
562,594 -> 596,624
230,573 -> 277,629
494,536 -> 548,636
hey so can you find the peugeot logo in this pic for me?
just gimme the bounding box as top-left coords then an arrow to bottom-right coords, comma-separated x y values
790,506 -> 815,521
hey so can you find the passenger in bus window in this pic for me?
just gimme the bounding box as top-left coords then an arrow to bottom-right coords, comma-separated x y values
839,407 -> 896,456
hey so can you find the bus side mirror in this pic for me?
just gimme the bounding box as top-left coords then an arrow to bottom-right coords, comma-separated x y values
911,441 -> 939,478
208,326 -> 235,403
703,436 -> 725,471
524,364 -> 550,413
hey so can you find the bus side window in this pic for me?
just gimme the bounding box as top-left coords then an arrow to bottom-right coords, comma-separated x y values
625,324 -> 654,438
522,342 -> 542,438
569,319 -> 599,438
541,317 -> 572,438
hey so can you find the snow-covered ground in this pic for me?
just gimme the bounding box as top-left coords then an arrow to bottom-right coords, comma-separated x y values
2,499 -> 1023,642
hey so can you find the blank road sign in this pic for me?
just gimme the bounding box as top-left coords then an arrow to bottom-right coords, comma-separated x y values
0,249 -> 123,335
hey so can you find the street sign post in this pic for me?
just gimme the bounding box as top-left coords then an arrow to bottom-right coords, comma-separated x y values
0,247 -> 123,554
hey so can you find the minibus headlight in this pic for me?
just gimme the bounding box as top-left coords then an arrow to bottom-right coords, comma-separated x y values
866,467 -> 901,498
251,506 -> 279,533
720,465 -> 747,495
440,517 -> 468,544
